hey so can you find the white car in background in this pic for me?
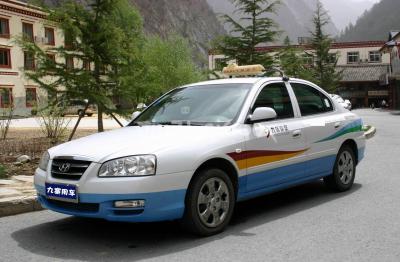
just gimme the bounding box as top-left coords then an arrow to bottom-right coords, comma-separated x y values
330,94 -> 352,110
35,75 -> 366,236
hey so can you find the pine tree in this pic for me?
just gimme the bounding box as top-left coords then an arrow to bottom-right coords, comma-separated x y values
17,0 -> 143,132
214,0 -> 281,68
278,36 -> 313,80
310,0 -> 342,92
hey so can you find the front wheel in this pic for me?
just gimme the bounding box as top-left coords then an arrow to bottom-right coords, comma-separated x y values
324,145 -> 356,192
182,168 -> 235,236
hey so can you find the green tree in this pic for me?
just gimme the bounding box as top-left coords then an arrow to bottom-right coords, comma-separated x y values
17,0 -> 143,132
124,35 -> 204,105
278,36 -> 313,80
309,0 -> 341,92
214,0 -> 281,68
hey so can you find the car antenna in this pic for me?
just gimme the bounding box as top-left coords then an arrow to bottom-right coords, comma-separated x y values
263,67 -> 290,82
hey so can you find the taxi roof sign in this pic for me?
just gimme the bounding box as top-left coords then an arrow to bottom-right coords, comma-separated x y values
222,63 -> 265,76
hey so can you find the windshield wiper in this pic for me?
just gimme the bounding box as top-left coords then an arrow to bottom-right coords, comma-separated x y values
153,121 -> 207,126
153,121 -> 180,126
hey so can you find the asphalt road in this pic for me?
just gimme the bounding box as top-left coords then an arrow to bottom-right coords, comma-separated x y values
1,109 -> 399,262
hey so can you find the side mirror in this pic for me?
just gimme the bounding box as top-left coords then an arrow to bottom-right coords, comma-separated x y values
137,103 -> 147,110
131,111 -> 141,120
248,107 -> 277,123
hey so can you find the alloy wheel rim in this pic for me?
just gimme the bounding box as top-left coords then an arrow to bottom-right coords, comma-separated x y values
197,177 -> 230,228
338,151 -> 354,185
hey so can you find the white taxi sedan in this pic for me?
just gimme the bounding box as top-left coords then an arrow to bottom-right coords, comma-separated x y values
35,76 -> 366,236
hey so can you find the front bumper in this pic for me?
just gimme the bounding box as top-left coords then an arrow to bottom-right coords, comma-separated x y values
36,185 -> 186,222
34,164 -> 192,222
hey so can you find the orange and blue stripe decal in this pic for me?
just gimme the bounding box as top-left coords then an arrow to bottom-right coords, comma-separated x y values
228,149 -> 308,170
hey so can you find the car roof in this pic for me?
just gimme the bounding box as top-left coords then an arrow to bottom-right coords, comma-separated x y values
184,77 -> 286,87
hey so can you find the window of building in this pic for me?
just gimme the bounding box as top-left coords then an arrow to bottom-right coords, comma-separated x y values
47,53 -> 56,63
82,60 -> 91,70
44,27 -> 55,45
0,18 -> 10,38
0,88 -> 13,108
64,30 -> 74,49
66,56 -> 74,69
328,53 -> 337,64
253,82 -> 294,120
347,52 -> 359,64
0,48 -> 11,68
25,87 -> 37,107
22,22 -> 34,41
214,58 -> 227,71
369,51 -> 381,63
24,52 -> 35,70
291,82 -> 333,116
302,54 -> 314,66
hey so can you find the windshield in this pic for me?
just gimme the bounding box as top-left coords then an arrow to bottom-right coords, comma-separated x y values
131,84 -> 252,126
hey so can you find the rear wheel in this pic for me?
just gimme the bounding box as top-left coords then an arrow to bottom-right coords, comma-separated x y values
182,168 -> 235,236
324,145 -> 356,192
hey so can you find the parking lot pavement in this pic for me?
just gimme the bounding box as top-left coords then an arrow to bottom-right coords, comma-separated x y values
1,108 -> 400,262
8,115 -> 129,129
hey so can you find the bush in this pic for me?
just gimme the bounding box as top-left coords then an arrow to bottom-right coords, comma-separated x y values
36,105 -> 70,143
0,106 -> 14,140
0,164 -> 7,179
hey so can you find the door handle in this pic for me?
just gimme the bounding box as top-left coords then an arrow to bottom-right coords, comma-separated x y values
292,130 -> 302,138
334,122 -> 341,129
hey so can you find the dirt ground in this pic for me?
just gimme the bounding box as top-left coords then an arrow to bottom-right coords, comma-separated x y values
0,128 -> 100,178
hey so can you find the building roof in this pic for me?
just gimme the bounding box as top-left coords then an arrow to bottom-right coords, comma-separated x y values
389,31 -> 400,41
380,31 -> 400,52
209,41 -> 387,55
337,64 -> 390,82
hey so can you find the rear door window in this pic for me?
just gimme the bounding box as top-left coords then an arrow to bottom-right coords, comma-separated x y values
290,83 -> 333,116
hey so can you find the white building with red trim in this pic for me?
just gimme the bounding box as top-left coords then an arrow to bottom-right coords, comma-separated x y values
0,0 -> 62,116
381,31 -> 400,109
209,40 -> 391,108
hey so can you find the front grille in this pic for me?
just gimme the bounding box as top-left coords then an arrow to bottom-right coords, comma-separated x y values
47,199 -> 99,213
51,159 -> 91,180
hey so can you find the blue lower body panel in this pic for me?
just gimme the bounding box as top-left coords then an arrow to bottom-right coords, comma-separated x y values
35,185 -> 186,222
238,155 -> 336,201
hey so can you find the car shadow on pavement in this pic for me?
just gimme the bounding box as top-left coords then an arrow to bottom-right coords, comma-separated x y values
11,181 -> 361,261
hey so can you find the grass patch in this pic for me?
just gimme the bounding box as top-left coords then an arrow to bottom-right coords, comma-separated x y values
0,164 -> 7,179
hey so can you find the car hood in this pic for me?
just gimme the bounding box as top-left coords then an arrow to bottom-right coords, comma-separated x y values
49,125 -> 233,163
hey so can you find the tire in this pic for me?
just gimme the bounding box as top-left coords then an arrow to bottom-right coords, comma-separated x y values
324,145 -> 356,192
182,168 -> 235,236
86,113 -> 93,117
77,110 -> 84,117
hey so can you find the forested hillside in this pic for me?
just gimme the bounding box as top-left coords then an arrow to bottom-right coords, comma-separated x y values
207,0 -> 338,43
340,0 -> 399,41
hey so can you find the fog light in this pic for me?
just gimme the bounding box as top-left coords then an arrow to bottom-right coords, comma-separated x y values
114,200 -> 145,208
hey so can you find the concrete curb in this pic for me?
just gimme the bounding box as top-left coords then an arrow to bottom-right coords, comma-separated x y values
364,126 -> 377,140
0,196 -> 43,217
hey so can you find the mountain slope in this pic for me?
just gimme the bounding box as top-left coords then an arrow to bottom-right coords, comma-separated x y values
22,0 -> 225,66
319,0 -> 375,31
206,0 -> 339,44
339,0 -> 400,41
131,0 -> 225,66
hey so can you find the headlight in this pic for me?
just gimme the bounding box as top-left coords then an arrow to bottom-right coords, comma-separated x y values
98,155 -> 156,177
39,151 -> 50,171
